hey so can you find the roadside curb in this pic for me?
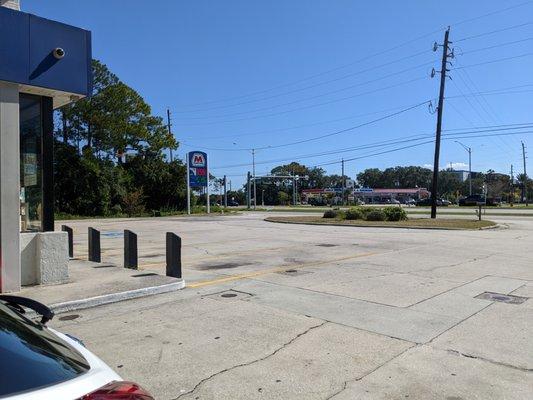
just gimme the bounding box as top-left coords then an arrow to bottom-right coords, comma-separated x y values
264,218 -> 499,231
29,280 -> 185,316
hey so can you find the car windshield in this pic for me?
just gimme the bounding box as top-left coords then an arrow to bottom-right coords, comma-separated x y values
0,301 -> 90,397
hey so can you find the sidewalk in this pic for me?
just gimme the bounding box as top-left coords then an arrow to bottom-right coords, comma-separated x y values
18,259 -> 184,313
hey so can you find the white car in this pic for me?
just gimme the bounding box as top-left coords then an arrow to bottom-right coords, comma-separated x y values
0,295 -> 154,400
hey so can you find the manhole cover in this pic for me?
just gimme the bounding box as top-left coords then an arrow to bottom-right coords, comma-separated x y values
131,273 -> 158,278
59,314 -> 80,321
475,292 -> 528,305
316,243 -> 338,247
206,290 -> 252,301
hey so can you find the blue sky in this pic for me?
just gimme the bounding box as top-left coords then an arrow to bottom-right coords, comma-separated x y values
24,0 -> 533,188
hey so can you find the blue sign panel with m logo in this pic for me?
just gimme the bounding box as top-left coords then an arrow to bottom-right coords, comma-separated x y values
188,151 -> 208,187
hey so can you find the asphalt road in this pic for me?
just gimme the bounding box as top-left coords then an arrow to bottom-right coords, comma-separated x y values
52,212 -> 533,399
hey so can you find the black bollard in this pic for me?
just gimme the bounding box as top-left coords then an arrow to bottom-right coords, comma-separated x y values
124,230 -> 138,269
166,232 -> 182,278
88,227 -> 101,262
61,225 -> 74,258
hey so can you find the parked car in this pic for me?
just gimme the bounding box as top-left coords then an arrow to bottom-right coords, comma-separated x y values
0,295 -> 155,400
228,199 -> 239,207
416,198 -> 449,207
459,195 -> 486,206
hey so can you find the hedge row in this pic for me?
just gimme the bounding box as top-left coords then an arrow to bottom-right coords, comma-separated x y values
323,206 -> 408,222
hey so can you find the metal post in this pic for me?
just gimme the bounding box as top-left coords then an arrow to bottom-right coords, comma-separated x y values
247,171 -> 251,209
341,159 -> 345,206
166,232 -> 182,278
61,225 -> 73,258
166,108 -> 173,162
124,230 -> 138,269
510,164 -> 514,206
223,175 -> 227,208
522,141 -> 528,205
186,152 -> 191,214
252,149 -> 256,210
88,227 -> 101,263
468,147 -> 472,196
206,155 -> 210,213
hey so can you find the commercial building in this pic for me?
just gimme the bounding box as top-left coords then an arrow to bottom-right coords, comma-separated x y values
0,1 -> 92,292
354,188 -> 430,203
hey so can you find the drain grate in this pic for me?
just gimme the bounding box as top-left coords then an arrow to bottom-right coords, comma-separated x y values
475,291 -> 528,305
316,243 -> 338,247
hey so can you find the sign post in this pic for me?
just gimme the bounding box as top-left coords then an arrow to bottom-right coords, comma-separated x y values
186,153 -> 191,214
187,151 -> 209,214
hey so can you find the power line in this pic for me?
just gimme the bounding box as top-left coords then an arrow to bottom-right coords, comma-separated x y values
175,76 -> 427,126
190,100 -> 429,152
455,21 -> 532,42
460,37 -> 533,55
174,49 -> 432,114
176,61 -> 436,120
210,124 -> 533,170
452,1 -> 533,27
176,1 -> 532,109
451,52 -> 533,70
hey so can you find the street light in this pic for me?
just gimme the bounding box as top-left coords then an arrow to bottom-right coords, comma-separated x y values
455,141 -> 472,196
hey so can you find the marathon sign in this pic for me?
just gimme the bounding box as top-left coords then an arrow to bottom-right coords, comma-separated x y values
188,151 -> 208,187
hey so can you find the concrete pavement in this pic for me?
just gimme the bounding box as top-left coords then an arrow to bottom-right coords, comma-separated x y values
49,212 -> 532,399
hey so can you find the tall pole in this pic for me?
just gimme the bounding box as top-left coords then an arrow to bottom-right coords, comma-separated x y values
468,147 -> 472,196
252,149 -> 257,210
510,164 -> 514,206
186,153 -> 190,214
341,158 -> 345,205
247,171 -> 251,209
166,108 -> 173,162
522,141 -> 528,205
206,155 -> 210,214
430,28 -> 451,219
223,175 -> 227,208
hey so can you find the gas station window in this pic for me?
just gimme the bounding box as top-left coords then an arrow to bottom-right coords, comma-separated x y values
19,94 -> 43,232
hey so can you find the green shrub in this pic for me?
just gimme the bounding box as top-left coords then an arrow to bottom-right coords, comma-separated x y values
356,206 -> 375,217
365,209 -> 386,221
383,206 -> 408,221
323,210 -> 338,218
345,208 -> 363,220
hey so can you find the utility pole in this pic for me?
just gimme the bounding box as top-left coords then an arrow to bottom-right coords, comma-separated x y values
522,141 -> 528,206
247,171 -> 251,209
252,149 -> 257,210
510,164 -> 514,206
430,27 -> 452,219
166,108 -> 173,162
223,175 -> 227,208
341,158 -> 345,206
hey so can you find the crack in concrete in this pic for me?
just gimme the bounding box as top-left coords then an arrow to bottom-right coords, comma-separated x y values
172,321 -> 327,399
324,344 -> 417,400
446,349 -> 533,373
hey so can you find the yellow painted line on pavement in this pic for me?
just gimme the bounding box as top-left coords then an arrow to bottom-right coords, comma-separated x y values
187,251 -> 377,288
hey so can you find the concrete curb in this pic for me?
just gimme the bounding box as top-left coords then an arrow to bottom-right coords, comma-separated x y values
264,218 -> 500,231
28,280 -> 185,316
